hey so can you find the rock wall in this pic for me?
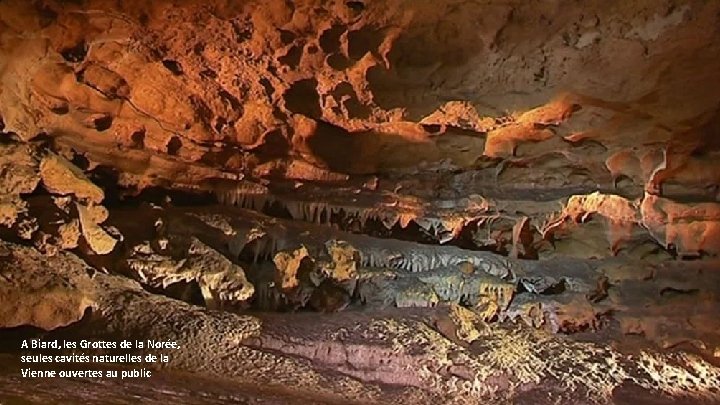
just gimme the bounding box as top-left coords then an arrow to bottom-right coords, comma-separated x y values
2,2 -> 720,402
1,0 -> 719,259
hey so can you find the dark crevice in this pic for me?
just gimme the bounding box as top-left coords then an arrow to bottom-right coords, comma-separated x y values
200,68 -> 217,79
346,1 -> 365,13
347,27 -> 384,61
659,287 -> 699,297
167,136 -> 182,156
60,41 -> 88,63
218,89 -> 242,111
343,97 -> 371,119
70,152 -> 90,171
93,115 -> 113,132
141,280 -> 206,307
283,79 -> 322,119
259,78 -> 275,98
330,82 -> 371,119
327,53 -> 351,70
50,104 -> 70,115
214,117 -> 227,133
319,24 -> 346,54
278,29 -> 296,45
422,124 -> 443,134
87,165 -> 122,205
540,280 -> 567,295
278,45 -> 303,69
131,129 -> 146,149
251,129 -> 290,161
162,59 -> 184,76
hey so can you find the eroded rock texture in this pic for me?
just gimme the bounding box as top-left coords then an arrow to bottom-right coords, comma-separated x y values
2,0 -> 718,257
1,0 -> 720,403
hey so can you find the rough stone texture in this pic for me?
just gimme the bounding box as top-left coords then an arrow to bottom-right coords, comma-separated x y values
273,246 -> 312,292
0,0 -> 718,258
1,241 -> 719,404
1,0 -> 720,403
0,143 -> 40,228
134,204 -> 720,360
0,240 -> 95,330
126,235 -> 255,309
76,202 -> 117,254
39,152 -> 104,204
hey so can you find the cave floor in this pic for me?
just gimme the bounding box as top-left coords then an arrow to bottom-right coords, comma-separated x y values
2,198 -> 720,404
1,193 -> 720,404
1,300 -> 719,404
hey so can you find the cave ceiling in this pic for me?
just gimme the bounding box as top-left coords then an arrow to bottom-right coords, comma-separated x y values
2,0 -> 719,258
2,0 -> 720,403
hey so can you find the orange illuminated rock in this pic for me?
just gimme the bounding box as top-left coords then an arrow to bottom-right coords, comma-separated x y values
541,192 -> 639,255
515,95 -> 580,126
40,153 -> 104,204
420,101 -> 496,133
640,195 -> 720,256
605,149 -> 642,185
484,123 -> 555,158
563,192 -> 637,223
0,0 -> 717,201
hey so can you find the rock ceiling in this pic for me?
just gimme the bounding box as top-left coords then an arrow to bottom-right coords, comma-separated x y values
2,0 -> 719,258
1,0 -> 720,403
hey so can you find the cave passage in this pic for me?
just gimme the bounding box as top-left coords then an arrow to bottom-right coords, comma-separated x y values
1,0 -> 720,403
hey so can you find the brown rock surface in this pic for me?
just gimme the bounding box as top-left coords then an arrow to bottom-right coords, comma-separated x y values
76,202 -> 117,254
0,0 -> 716,196
39,153 -> 104,204
0,241 -> 95,330
0,143 -> 40,228
1,0 -> 720,402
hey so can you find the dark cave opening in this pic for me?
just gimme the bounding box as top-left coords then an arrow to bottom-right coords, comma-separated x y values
283,78 -> 322,119
142,280 -> 206,308
60,41 -> 87,63
161,59 -> 184,76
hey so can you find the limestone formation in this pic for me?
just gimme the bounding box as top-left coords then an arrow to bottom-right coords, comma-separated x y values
0,241 -> 95,330
1,0 -> 720,402
126,236 -> 255,309
76,202 -> 116,255
40,153 -> 104,204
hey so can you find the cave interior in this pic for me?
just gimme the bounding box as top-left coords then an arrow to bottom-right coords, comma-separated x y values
1,0 -> 720,403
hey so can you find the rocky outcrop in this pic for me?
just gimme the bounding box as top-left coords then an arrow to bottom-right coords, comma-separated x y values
0,0 -> 718,193
39,152 -> 104,204
2,0 -> 720,403
0,240 -> 95,330
0,143 -> 40,229
1,0 -> 719,260
126,236 -> 255,310
2,239 -> 719,403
